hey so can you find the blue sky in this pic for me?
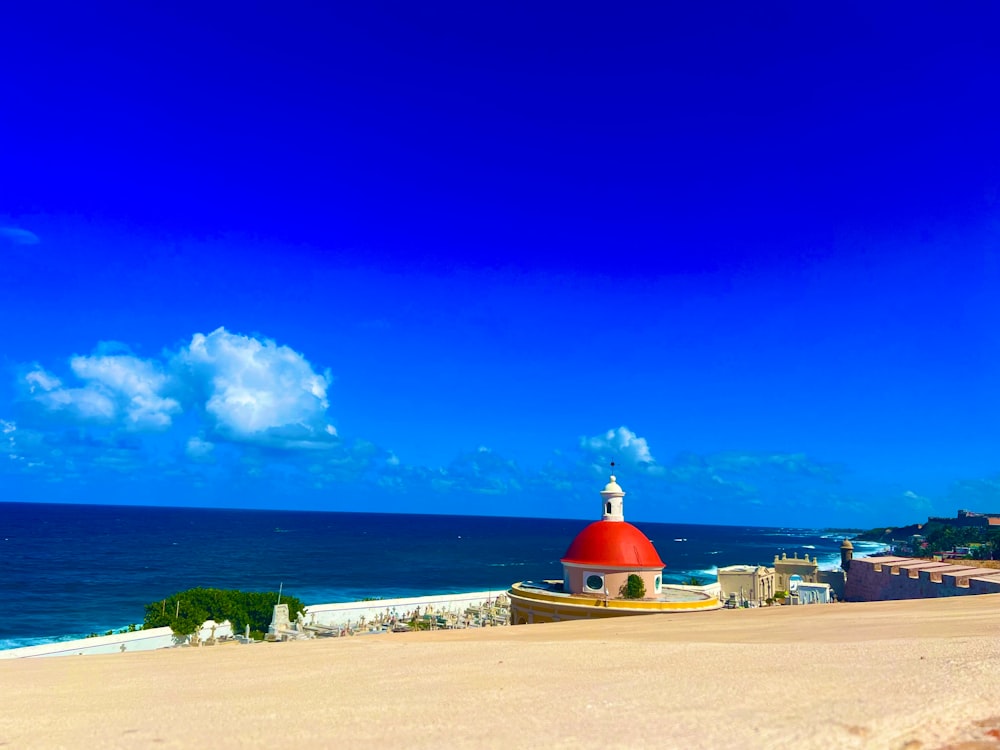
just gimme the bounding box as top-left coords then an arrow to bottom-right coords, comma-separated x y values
2,4 -> 999,527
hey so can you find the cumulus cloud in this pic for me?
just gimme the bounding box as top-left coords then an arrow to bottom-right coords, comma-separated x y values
580,426 -> 661,474
71,354 -> 181,429
0,226 -> 40,245
174,327 -> 336,448
22,366 -> 117,423
24,369 -> 62,393
14,327 -> 339,465
20,355 -> 180,430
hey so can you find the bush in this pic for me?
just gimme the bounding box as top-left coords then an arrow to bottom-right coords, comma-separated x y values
143,588 -> 306,637
619,574 -> 646,599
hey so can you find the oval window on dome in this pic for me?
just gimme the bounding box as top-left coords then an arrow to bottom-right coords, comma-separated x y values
586,574 -> 604,591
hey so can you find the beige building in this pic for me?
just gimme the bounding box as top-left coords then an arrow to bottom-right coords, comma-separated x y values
717,546 -> 850,605
773,552 -> 820,591
717,565 -> 775,606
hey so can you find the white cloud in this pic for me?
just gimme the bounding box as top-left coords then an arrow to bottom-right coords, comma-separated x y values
15,327 -> 339,460
2,419 -> 19,461
70,354 -> 181,429
23,367 -> 118,423
0,226 -> 40,245
22,355 -> 180,430
580,426 -> 658,469
25,369 -> 62,393
175,327 -> 336,447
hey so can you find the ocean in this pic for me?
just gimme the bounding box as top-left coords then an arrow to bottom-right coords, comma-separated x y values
0,502 -> 885,650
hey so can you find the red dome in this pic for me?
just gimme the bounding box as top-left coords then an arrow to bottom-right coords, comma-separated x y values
561,520 -> 665,568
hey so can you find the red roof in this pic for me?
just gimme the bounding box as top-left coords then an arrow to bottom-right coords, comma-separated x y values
561,520 -> 665,568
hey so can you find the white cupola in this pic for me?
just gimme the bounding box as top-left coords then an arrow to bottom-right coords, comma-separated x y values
600,469 -> 625,522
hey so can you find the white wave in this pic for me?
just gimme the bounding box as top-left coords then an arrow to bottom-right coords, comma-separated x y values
667,567 -> 718,582
850,541 -> 891,559
816,551 -> 844,570
0,631 -> 97,651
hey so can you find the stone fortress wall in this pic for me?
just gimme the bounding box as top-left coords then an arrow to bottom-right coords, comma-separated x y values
844,556 -> 1000,601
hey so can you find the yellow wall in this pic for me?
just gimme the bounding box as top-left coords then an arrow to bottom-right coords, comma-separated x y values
508,583 -> 719,624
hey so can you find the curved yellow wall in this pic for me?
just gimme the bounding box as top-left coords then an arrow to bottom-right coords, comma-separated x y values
508,582 -> 720,625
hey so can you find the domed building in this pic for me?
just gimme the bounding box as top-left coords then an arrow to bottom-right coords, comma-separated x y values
560,473 -> 666,598
507,469 -> 721,625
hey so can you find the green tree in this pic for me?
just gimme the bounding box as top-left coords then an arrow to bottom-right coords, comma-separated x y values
619,574 -> 646,599
143,588 -> 305,637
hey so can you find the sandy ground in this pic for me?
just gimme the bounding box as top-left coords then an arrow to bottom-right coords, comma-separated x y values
3,595 -> 1000,750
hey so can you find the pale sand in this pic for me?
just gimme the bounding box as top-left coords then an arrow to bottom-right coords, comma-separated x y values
3,595 -> 1000,750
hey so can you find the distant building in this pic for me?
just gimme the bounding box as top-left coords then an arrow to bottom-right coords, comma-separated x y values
717,565 -> 774,607
507,470 -> 720,624
717,543 -> 850,606
926,509 -> 1000,528
794,582 -> 831,604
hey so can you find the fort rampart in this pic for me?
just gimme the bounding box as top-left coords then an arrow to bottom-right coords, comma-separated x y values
844,556 -> 1000,602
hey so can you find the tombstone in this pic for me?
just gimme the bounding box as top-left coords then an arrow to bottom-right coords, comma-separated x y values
268,603 -> 291,640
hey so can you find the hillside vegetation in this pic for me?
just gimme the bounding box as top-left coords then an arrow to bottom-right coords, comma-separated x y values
143,588 -> 306,638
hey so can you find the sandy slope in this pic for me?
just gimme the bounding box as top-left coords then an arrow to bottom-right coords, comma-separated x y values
2,595 -> 999,750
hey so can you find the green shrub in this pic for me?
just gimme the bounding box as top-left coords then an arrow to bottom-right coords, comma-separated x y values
619,574 -> 646,599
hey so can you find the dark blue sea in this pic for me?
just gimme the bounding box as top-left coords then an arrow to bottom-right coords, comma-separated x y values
0,503 -> 882,650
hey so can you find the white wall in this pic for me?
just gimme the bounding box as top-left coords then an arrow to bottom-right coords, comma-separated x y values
0,620 -> 233,660
304,590 -> 507,629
